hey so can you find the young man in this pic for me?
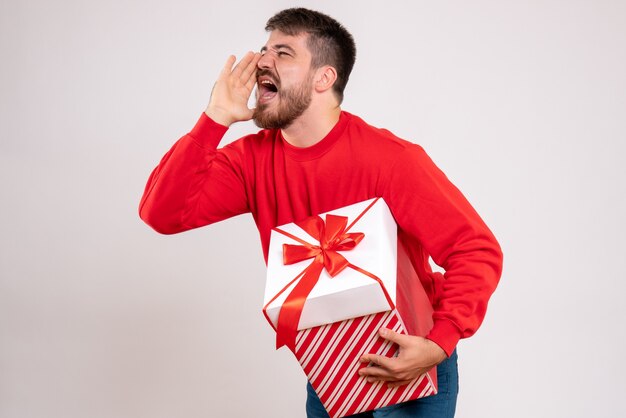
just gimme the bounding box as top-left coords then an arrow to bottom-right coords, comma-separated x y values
139,8 -> 503,418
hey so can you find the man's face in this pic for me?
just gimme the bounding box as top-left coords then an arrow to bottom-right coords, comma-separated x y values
253,30 -> 315,130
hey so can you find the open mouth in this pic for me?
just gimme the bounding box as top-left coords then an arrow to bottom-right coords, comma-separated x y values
258,77 -> 279,104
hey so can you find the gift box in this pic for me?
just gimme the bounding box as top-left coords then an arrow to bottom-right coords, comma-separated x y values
263,198 -> 437,417
295,309 -> 437,418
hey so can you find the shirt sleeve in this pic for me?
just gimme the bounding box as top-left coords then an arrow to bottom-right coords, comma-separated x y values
384,144 -> 503,356
139,113 -> 250,234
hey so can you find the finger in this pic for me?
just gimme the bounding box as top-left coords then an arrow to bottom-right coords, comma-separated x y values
232,51 -> 255,77
241,52 -> 261,82
219,55 -> 237,78
245,74 -> 258,91
359,353 -> 394,370
244,55 -> 261,90
379,327 -> 412,347
366,375 -> 401,383
365,368 -> 425,384
358,364 -> 394,379
387,379 -> 414,388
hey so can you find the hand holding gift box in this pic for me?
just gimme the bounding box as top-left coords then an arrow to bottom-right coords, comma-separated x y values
263,198 -> 437,418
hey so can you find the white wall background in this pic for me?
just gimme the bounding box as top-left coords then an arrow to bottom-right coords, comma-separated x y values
1,1 -> 625,417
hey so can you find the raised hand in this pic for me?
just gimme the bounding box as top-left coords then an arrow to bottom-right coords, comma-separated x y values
358,327 -> 447,388
204,51 -> 261,127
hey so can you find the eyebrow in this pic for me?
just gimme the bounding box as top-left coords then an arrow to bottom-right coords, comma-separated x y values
260,44 -> 297,54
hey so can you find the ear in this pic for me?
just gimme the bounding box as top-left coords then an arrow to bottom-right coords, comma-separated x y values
314,66 -> 338,93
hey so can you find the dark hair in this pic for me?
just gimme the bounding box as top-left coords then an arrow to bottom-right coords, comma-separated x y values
265,8 -> 356,103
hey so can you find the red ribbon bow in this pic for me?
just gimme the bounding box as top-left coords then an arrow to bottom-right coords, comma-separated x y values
275,214 -> 365,352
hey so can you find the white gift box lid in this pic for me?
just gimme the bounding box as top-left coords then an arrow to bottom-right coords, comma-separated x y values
263,198 -> 397,331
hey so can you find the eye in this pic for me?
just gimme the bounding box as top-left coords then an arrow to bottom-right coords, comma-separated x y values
277,51 -> 291,57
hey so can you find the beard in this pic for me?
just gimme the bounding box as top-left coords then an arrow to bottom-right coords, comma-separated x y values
253,73 -> 314,130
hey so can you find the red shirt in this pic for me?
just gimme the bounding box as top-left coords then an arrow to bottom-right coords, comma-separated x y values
139,111 -> 503,355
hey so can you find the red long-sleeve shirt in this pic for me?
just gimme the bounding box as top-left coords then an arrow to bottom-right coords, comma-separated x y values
139,111 -> 503,356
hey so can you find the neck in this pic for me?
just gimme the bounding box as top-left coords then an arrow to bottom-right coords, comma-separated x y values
281,104 -> 342,148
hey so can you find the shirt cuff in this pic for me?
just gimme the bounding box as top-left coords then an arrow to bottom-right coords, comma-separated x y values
188,112 -> 229,149
425,319 -> 462,357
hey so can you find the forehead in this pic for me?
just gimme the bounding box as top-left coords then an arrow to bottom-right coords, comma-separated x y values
261,30 -> 311,56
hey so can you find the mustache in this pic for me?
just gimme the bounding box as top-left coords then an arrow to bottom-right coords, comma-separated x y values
257,69 -> 280,86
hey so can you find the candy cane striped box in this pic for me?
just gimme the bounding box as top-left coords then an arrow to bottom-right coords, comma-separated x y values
294,310 -> 437,418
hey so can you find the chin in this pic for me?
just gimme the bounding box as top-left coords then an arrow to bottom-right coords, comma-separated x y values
253,106 -> 287,130
253,93 -> 311,130
253,114 -> 292,130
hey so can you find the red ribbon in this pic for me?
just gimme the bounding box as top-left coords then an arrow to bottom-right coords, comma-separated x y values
267,201 -> 395,353
276,214 -> 363,352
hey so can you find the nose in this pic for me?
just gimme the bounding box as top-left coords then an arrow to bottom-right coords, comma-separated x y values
257,51 -> 273,69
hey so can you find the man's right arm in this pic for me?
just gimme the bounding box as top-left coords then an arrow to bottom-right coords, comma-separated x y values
139,52 -> 261,234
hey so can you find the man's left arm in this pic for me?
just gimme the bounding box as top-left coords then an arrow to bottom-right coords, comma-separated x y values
360,144 -> 503,385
